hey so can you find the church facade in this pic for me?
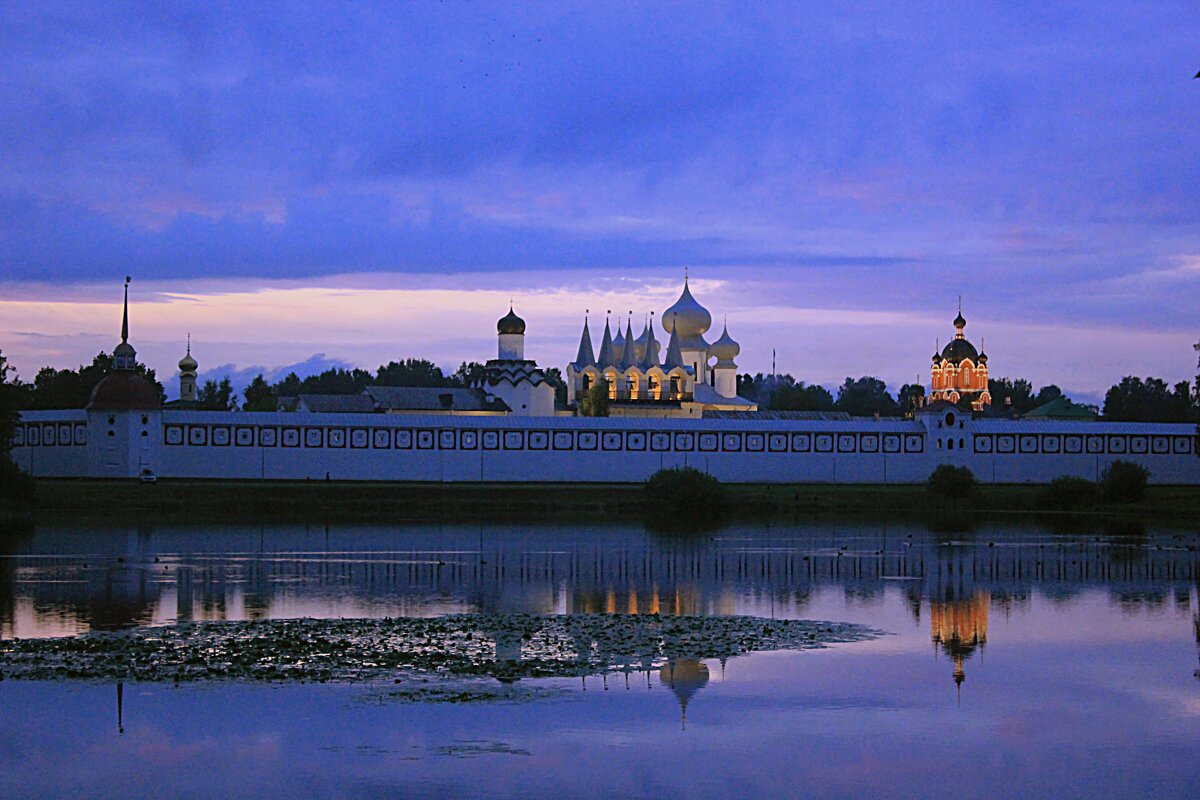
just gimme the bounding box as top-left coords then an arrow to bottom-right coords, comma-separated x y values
564,278 -> 756,417
930,305 -> 992,411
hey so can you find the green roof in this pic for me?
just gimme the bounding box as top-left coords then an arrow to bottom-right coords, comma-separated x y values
1024,396 -> 1097,420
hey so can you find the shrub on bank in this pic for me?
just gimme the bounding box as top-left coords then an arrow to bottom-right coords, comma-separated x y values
926,464 -> 975,500
1100,460 -> 1149,504
1039,476 -> 1099,511
644,467 -> 727,518
0,457 -> 34,506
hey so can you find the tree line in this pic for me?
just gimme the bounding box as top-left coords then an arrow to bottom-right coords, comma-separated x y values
0,346 -> 1194,422
0,350 -> 568,413
737,371 -> 1200,422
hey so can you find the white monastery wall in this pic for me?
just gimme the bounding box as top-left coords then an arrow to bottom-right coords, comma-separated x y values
10,408 -> 1198,485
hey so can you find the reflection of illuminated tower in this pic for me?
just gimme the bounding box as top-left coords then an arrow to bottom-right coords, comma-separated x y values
659,658 -> 710,729
930,591 -> 990,701
570,584 -> 700,616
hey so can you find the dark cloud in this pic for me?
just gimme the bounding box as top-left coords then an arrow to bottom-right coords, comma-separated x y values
0,1 -> 1196,335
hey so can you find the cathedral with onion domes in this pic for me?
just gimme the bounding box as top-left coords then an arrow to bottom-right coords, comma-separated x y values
930,303 -> 992,411
564,277 -> 757,416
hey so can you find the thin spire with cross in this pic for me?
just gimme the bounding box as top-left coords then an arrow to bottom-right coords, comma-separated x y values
121,276 -> 131,344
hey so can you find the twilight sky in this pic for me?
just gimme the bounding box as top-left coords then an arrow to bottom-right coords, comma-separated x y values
1,2 -> 1197,402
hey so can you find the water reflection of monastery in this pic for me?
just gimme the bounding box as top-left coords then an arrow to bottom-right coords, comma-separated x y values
930,591 -> 989,698
2,522 -> 1197,713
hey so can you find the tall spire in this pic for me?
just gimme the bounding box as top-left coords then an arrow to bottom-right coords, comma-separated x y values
597,312 -> 616,368
572,313 -> 596,368
121,276 -> 131,344
663,313 -> 687,371
113,276 -> 137,370
640,314 -> 661,369
619,315 -> 639,370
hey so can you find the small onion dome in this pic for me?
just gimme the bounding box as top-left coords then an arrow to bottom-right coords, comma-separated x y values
708,323 -> 739,364
87,372 -> 163,411
932,351 -> 943,364
662,279 -> 712,344
941,337 -> 979,365
953,311 -> 966,329
978,350 -> 988,364
497,306 -> 525,335
178,351 -> 198,373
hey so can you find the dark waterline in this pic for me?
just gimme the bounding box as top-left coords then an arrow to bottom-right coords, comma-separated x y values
1,517 -> 1198,799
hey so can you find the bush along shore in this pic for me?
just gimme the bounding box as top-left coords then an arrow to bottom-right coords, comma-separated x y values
0,614 -> 880,684
16,466 -> 1199,525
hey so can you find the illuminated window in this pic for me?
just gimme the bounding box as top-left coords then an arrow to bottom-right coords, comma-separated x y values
607,378 -> 617,400
626,375 -> 638,400
648,375 -> 660,400
669,376 -> 681,399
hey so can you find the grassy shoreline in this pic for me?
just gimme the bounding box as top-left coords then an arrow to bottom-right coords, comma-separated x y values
11,478 -> 1200,525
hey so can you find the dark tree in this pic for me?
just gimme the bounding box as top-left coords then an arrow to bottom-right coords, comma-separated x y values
579,380 -> 610,417
242,374 -> 277,412
542,367 -> 568,407
1031,384 -> 1063,408
988,377 -> 1034,414
22,352 -> 165,409
770,382 -> 835,412
450,361 -> 486,388
898,383 -> 926,416
835,376 -> 900,417
198,377 -> 237,411
1103,376 -> 1194,422
0,350 -> 19,457
737,373 -> 764,402
375,359 -> 448,387
273,367 -> 372,396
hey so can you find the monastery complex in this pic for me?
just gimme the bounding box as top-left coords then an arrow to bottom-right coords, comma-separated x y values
8,278 -> 1198,486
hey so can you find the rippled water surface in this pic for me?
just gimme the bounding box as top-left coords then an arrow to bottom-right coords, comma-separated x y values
1,517 -> 1198,799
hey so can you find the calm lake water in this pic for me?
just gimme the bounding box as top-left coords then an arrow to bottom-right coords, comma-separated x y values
1,516 -> 1198,799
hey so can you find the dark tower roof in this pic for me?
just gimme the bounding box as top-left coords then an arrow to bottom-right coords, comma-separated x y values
87,372 -> 163,411
497,306 -> 526,335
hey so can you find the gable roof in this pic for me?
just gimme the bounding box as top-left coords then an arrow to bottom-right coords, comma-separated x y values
364,385 -> 510,413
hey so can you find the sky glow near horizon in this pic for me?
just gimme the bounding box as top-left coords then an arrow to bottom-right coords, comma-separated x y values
1,2 -> 1198,401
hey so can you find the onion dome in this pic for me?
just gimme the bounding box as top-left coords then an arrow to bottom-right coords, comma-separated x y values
953,311 -> 966,330
660,658 -> 709,729
497,306 -> 526,335
708,321 -> 739,366
941,338 -> 979,365
178,335 -> 198,373
662,278 -> 712,348
571,316 -> 596,369
87,372 -> 163,410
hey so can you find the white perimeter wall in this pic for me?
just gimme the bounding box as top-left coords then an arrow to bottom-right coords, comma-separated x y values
9,408 -> 1199,485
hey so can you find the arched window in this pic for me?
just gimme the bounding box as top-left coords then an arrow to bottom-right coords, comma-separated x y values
607,377 -> 617,400
626,375 -> 638,400
669,376 -> 681,399
948,438 -> 955,450
581,374 -> 592,394
648,375 -> 660,400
